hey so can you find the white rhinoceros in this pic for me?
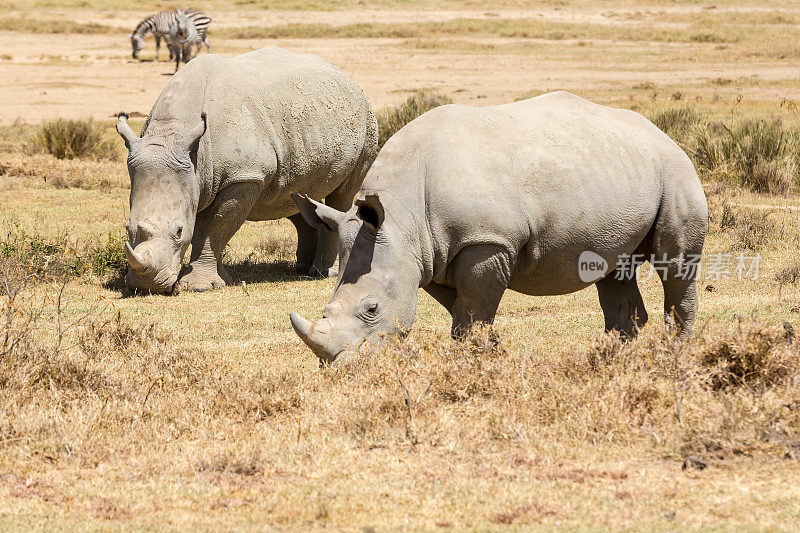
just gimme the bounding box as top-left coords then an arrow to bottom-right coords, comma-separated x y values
116,46 -> 377,294
290,92 -> 708,364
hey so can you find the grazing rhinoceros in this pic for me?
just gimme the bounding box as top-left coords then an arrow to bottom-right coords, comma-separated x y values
116,46 -> 377,294
289,91 -> 708,364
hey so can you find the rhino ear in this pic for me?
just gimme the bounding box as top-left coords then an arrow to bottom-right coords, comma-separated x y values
291,194 -> 347,232
116,113 -> 138,151
180,112 -> 206,152
354,193 -> 385,231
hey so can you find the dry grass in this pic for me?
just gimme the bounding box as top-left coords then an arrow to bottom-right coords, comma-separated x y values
213,17 -> 794,50
1,261 -> 798,528
693,118 -> 800,194
0,152 -> 126,190
3,0 -> 800,528
646,107 -> 800,194
0,150 -> 799,530
377,91 -> 453,149
716,203 -> 776,252
0,17 -> 113,34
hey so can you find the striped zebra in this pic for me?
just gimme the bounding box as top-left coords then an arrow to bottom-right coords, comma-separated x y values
168,8 -> 203,72
130,8 -> 211,61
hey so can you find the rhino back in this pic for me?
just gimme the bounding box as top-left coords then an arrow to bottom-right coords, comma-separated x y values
146,47 -> 376,216
370,92 -> 701,292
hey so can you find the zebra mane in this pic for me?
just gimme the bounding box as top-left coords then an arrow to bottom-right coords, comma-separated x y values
132,15 -> 154,37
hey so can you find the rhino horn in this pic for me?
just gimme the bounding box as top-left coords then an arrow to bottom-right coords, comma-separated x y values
125,242 -> 153,275
290,312 -> 336,361
116,113 -> 138,150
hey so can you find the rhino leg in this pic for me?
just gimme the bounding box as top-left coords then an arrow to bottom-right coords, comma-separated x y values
649,231 -> 704,336
448,244 -> 513,338
642,173 -> 706,336
179,182 -> 261,292
423,282 -> 456,313
288,213 -> 317,274
596,270 -> 648,338
308,188 -> 354,278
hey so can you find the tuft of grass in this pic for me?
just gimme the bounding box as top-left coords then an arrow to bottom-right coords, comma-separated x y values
693,118 -> 800,194
716,203 -> 775,251
376,91 -> 453,149
699,321 -> 795,390
647,107 -> 800,194
28,118 -> 118,161
647,106 -> 704,147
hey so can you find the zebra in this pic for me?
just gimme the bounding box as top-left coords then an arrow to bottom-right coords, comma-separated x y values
168,8 -> 203,72
130,8 -> 211,61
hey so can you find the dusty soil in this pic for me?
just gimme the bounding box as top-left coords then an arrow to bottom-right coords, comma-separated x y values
2,4 -> 800,123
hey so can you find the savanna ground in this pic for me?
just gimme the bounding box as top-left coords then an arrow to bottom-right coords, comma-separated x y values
2,0 -> 800,529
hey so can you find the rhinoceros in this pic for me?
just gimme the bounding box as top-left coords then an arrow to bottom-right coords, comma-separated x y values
289,91 -> 708,364
116,46 -> 377,294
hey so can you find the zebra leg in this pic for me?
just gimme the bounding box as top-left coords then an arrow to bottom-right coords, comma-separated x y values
154,35 -> 160,61
204,36 -> 210,54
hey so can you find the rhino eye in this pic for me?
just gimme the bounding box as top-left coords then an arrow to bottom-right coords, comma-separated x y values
362,299 -> 379,318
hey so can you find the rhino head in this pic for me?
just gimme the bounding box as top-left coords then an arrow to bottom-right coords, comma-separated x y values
289,193 -> 422,365
116,112 -> 206,294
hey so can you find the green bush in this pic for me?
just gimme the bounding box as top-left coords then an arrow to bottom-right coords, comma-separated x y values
86,233 -> 128,277
376,92 -> 453,150
28,118 -> 117,160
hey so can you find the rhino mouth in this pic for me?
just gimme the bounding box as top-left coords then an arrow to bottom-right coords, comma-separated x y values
124,269 -> 181,295
289,311 -> 366,365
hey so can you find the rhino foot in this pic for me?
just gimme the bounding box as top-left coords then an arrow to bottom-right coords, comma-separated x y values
178,269 -> 228,292
308,266 -> 337,278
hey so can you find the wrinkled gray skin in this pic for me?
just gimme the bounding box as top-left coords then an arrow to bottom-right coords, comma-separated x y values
116,46 -> 377,294
290,92 -> 708,365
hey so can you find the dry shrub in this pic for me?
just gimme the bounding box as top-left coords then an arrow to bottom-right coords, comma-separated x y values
27,118 -> 118,161
647,107 -> 800,194
377,92 -> 453,149
716,203 -> 775,251
692,118 -> 800,194
579,322 -> 799,457
776,260 -> 800,285
298,320 -> 799,459
256,234 -> 294,261
698,321 -> 795,390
